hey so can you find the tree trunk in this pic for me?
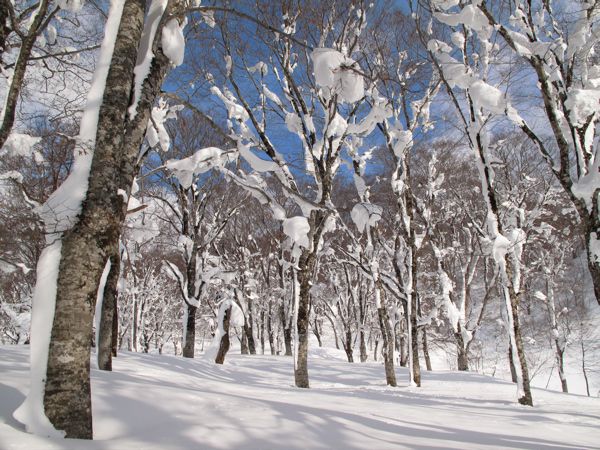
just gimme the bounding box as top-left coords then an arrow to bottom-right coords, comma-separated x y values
295,266 -> 312,388
43,0 -> 147,438
455,323 -> 469,371
422,327 -> 432,371
373,339 -> 379,361
279,304 -> 293,356
508,344 -> 518,383
268,315 -> 275,355
506,285 -> 533,406
182,304 -> 197,358
97,251 -> 121,371
111,289 -> 119,358
555,343 -> 568,393
377,286 -> 397,387
410,298 -> 421,386
240,329 -> 249,355
359,329 -> 367,362
215,306 -> 232,364
245,299 -> 256,354
313,318 -> 323,347
343,329 -> 354,363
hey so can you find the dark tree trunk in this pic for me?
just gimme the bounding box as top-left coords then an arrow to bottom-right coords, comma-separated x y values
215,306 -> 232,364
343,329 -> 354,363
508,344 -> 518,383
240,329 -> 249,355
182,304 -> 197,358
43,0 -> 148,438
245,299 -> 256,354
280,304 -> 293,356
97,251 -> 121,371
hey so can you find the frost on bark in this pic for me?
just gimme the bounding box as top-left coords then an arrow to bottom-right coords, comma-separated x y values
44,0 -> 178,437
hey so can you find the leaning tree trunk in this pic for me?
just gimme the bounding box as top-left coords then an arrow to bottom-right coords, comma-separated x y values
215,305 -> 232,364
44,0 -> 177,437
182,304 -> 197,358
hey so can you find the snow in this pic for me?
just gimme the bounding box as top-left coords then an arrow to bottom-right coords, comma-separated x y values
128,0 -> 168,120
282,216 -> 310,249
203,299 -> 244,361
564,88 -> 600,127
435,5 -> 492,39
311,48 -> 365,103
2,345 -> 599,449
161,18 -> 186,67
469,80 -> 506,114
166,147 -> 233,189
12,243 -> 64,438
145,100 -> 173,151
0,133 -> 42,159
350,203 -> 382,234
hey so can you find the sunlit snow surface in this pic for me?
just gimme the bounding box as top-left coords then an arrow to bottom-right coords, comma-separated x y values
1,345 -> 598,449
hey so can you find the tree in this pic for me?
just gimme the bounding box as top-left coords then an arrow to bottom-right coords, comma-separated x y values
428,0 -> 600,306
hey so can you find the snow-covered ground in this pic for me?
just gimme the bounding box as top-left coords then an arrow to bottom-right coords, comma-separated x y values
1,345 -> 598,449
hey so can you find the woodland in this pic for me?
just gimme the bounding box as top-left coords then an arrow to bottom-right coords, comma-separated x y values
0,0 -> 599,443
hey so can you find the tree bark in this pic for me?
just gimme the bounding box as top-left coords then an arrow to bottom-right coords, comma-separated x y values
359,329 -> 367,362
295,263 -> 313,388
215,306 -> 232,364
377,284 -> 397,387
44,0 -> 179,436
455,323 -> 469,371
43,0 -> 145,438
182,304 -> 197,358
343,328 -> 354,363
97,251 -> 120,371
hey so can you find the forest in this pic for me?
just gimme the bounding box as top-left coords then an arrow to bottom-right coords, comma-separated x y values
0,0 -> 599,446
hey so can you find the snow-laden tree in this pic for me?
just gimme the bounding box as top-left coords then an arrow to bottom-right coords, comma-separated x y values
420,6 -> 535,404
14,0 -> 191,438
169,1 -> 397,388
426,0 -> 600,306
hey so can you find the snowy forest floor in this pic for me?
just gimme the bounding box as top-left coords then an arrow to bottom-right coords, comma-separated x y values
1,345 -> 599,450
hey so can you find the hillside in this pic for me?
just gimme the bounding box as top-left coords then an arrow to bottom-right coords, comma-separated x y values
1,345 -> 598,449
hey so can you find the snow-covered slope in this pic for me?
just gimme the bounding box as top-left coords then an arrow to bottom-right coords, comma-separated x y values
1,345 -> 598,449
